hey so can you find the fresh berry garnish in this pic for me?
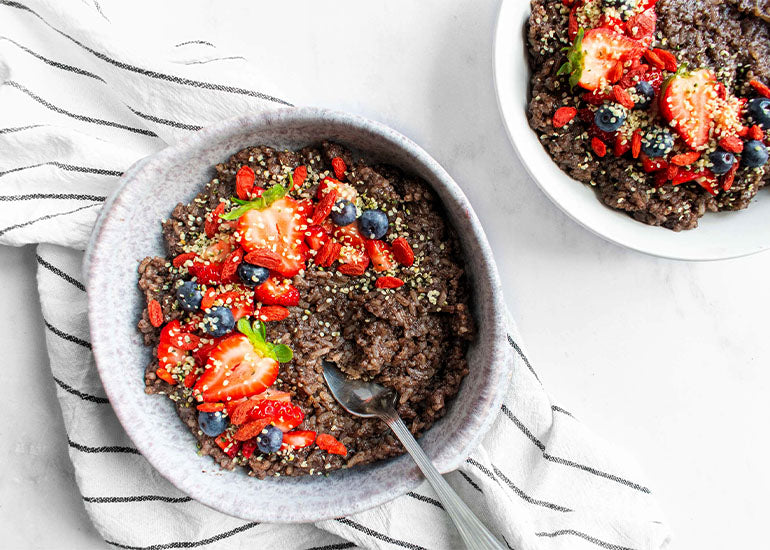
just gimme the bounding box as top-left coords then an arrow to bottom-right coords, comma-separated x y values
215,290 -> 254,321
215,433 -> 240,457
659,68 -> 717,150
391,237 -> 414,267
316,177 -> 358,202
254,276 -> 300,307
364,239 -> 395,272
256,425 -> 284,453
188,261 -> 222,286
175,281 -> 203,312
304,225 -> 329,251
235,166 -> 256,200
316,433 -> 347,456
220,247 -> 244,282
155,366 -> 176,385
633,81 -> 654,110
243,247 -> 283,271
612,85 -> 635,109
237,262 -> 270,287
749,125 -> 765,141
553,106 -> 578,128
234,418 -> 272,441
255,305 -> 290,322
722,163 -> 738,191
625,7 -> 655,47
591,137 -> 607,157
201,306 -> 235,337
205,202 -> 226,238
594,104 -> 627,132
240,439 -> 258,459
312,188 -> 338,224
331,157 -> 347,180
640,126 -> 674,157
337,245 -> 370,276
631,129 -> 642,158
194,333 -> 279,402
747,98 -> 770,130
197,402 -> 225,412
749,80 -> 770,99
237,196 -> 309,278
558,28 -> 643,91
375,276 -> 405,289
291,165 -> 307,190
358,209 -> 389,239
200,287 -> 217,310
330,199 -> 358,226
742,140 -> 768,168
315,239 -> 342,268
281,430 -> 316,450
332,222 -> 366,248
160,320 -> 200,350
172,252 -> 197,268
250,400 -> 305,432
148,299 -> 163,327
669,151 -> 701,166
198,410 -> 228,437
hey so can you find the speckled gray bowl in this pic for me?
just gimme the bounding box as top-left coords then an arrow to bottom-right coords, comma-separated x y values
85,107 -> 508,523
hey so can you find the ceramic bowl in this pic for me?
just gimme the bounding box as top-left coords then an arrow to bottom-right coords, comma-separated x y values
494,0 -> 770,261
85,107 -> 508,522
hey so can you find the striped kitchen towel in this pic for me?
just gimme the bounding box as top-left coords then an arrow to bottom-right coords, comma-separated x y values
0,1 -> 671,549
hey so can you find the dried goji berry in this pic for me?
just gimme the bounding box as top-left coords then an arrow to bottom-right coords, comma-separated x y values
719,136 -> 744,153
148,299 -> 163,327
201,287 -> 217,310
244,247 -> 282,270
331,157 -> 347,180
220,247 -> 244,281
391,237 -> 414,266
292,165 -> 307,190
552,106 -> 578,128
316,433 -> 347,456
631,129 -> 642,159
653,49 -> 677,72
612,85 -> 635,109
375,276 -> 405,289
155,366 -> 176,385
234,418 -> 272,441
749,125 -> 765,141
607,62 -> 624,84
670,151 -> 701,166
205,202 -> 226,238
337,262 -> 367,276
643,49 -> 665,69
722,163 -> 738,192
256,305 -> 291,322
312,188 -> 338,224
197,402 -> 225,412
750,80 -> 770,98
591,137 -> 607,158
315,240 -> 342,268
235,166 -> 255,200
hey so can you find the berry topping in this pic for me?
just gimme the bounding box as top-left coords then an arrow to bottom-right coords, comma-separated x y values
364,239 -> 395,272
594,104 -> 627,132
331,157 -> 347,180
237,262 -> 270,287
659,68 -> 717,150
312,187 -> 338,224
558,28 -> 643,91
708,149 -> 736,175
256,425 -> 284,454
235,166 -> 256,200
234,418 -> 272,442
391,237 -> 415,267
198,411 -> 228,437
633,81 -> 654,110
553,106 -> 578,128
176,281 -> 203,312
291,165 -> 307,190
640,126 -> 674,158
281,430 -> 316,450
375,276 -> 405,289
742,140 -> 768,168
747,98 -> 770,130
201,306 -> 235,337
358,209 -> 389,240
255,305 -> 290,322
330,199 -> 357,226
148,299 -> 163,327
254,276 -> 300,307
316,433 -> 347,456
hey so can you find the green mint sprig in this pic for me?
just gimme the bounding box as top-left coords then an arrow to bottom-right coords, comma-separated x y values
219,183 -> 288,221
237,318 -> 293,363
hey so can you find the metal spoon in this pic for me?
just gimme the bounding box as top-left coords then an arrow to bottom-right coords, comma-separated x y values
322,361 -> 506,550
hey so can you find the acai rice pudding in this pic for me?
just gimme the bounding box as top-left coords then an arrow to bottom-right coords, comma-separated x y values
527,0 -> 770,231
136,141 -> 475,478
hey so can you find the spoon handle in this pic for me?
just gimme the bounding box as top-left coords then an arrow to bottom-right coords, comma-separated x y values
384,415 -> 507,550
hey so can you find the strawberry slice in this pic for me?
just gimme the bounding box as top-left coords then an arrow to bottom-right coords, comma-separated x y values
332,223 -> 366,249
254,276 -> 300,307
246,400 -> 305,432
364,239 -> 395,272
625,7 -> 656,47
281,430 -> 316,450
304,225 -> 329,251
215,289 -> 254,321
237,197 -> 309,278
193,333 -> 279,402
215,433 -> 240,457
660,68 -> 718,150
316,177 -> 357,202
338,245 -> 370,276
560,28 -> 644,91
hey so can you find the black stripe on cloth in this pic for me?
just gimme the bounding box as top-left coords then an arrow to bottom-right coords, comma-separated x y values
490,465 -> 572,513
127,107 -> 203,131
0,202 -> 99,237
175,40 -> 215,48
0,160 -> 123,178
1,0 -> 292,106
1,193 -> 107,202
105,522 -> 260,549
502,535 -> 514,550
335,519 -> 427,550
507,334 -> 540,382
552,404 -> 574,417
67,437 -> 139,454
181,56 -> 246,65
37,255 -> 86,290
466,458 -> 572,513
304,544 -> 356,550
536,529 -> 636,550
458,470 -> 483,493
0,124 -> 42,134
92,0 -> 108,21
84,495 -> 192,503
0,36 -> 105,81
5,80 -> 158,137
53,376 -> 108,403
500,404 -> 651,494
44,319 -> 92,349
406,491 -> 444,510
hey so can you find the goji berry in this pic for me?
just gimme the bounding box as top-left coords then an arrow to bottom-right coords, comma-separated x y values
750,80 -> 770,99
653,48 -> 677,72
234,418 -> 272,441
643,49 -> 664,69
391,237 -> 414,267
155,366 -> 176,385
719,136 -> 744,153
316,433 -> 347,456
552,106 -> 578,128
375,276 -> 405,289
205,202 -> 226,238
256,305 -> 290,322
722,163 -> 738,192
148,299 -> 163,327
201,287 -> 217,310
591,137 -> 607,158
607,62 -> 624,84
235,166 -> 255,200
292,165 -> 307,190
244,247 -> 282,270
612,85 -> 635,109
331,157 -> 347,180
312,188 -> 337,224
631,129 -> 642,159
749,125 -> 765,141
670,151 -> 701,166
197,402 -> 225,412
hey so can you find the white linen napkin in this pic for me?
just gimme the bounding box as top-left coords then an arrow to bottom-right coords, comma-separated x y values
0,1 -> 671,548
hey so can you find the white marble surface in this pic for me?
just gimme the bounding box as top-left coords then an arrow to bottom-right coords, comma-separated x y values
2,0 -> 769,548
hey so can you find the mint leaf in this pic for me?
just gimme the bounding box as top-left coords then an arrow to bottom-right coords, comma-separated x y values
220,201 -> 262,220
237,317 -> 254,338
239,317 -> 293,363
273,344 -> 293,363
262,184 -> 287,207
255,320 -> 267,343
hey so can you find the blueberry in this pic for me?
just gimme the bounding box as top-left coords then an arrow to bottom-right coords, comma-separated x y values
594,104 -> 627,132
330,199 -> 357,226
198,411 -> 227,437
747,98 -> 770,130
358,209 -> 389,239
708,149 -> 736,175
202,306 -> 235,337
256,425 -> 283,454
237,262 -> 269,287
640,126 -> 674,158
742,140 -> 768,168
634,81 -> 655,110
176,281 -> 202,312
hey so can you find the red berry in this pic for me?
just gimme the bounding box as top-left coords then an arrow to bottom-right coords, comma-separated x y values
631,129 -> 642,159
391,237 -> 414,267
234,418 -> 272,441
148,299 -> 163,327
235,166 -> 255,200
718,136 -> 744,153
331,157 -> 347,180
255,305 -> 290,322
749,125 -> 765,141
670,151 -> 701,166
292,165 -> 308,190
612,85 -> 634,109
205,202 -> 226,238
591,137 -> 607,158
750,80 -> 770,99
312,188 -> 337,224
172,252 -> 197,268
552,106 -> 577,128
220,247 -> 243,282
244,247 -> 282,271
375,276 -> 405,289
197,402 -> 225,412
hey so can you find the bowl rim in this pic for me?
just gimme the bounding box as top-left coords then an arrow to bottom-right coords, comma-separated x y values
85,106 -> 509,522
493,0 -> 770,261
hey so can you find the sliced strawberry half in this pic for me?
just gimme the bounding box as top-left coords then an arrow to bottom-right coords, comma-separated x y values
338,245 -> 370,276
193,333 -> 279,402
316,177 -> 357,202
246,400 -> 305,432
254,276 -> 300,307
625,7 -> 656,47
236,196 -> 309,278
659,68 -> 718,150
364,239 -> 395,272
281,430 -> 316,450
305,225 -> 329,251
567,29 -> 644,91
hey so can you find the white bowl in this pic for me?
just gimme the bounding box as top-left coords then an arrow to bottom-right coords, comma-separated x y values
493,0 -> 770,261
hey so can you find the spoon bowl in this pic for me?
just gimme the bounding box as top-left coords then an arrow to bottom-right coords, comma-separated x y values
322,361 -> 398,418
